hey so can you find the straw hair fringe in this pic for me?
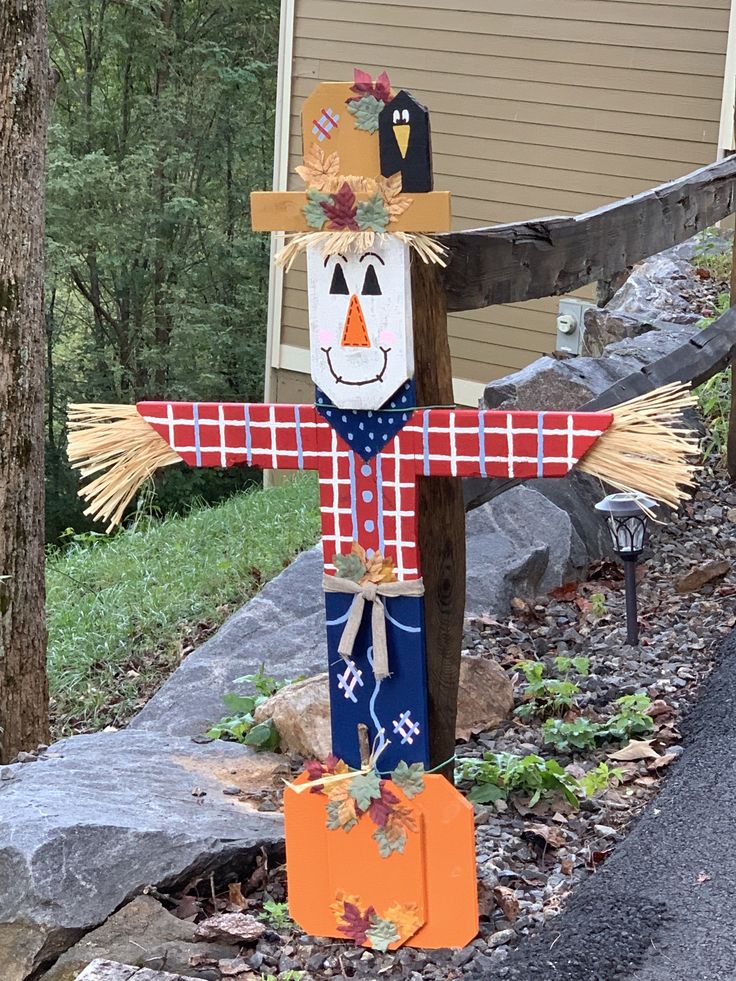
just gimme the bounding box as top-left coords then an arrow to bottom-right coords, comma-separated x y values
578,382 -> 700,510
275,230 -> 447,271
67,404 -> 182,532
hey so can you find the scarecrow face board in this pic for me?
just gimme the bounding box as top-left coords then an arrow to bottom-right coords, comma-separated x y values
306,238 -> 414,410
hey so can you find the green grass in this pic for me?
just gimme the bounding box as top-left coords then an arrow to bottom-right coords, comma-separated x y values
47,475 -> 319,736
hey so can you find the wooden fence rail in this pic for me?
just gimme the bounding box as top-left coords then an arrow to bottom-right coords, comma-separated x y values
441,155 -> 736,313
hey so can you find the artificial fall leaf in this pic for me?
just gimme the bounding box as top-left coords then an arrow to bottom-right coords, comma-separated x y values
348,68 -> 392,105
360,551 -> 397,585
303,188 -> 331,230
366,914 -> 401,953
356,193 -> 390,232
351,541 -> 367,564
349,770 -> 383,811
321,182 -> 359,230
390,761 -> 425,799
333,550 -> 367,583
295,143 -> 340,191
337,901 -> 375,944
367,781 -> 400,828
326,793 -> 359,832
330,891 -> 361,922
304,754 -> 350,791
373,804 -> 417,857
383,902 -> 422,941
346,95 -> 384,134
386,194 -> 412,222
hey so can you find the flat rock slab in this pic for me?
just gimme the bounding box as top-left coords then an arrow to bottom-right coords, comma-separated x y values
132,521 -> 551,738
480,628 -> 736,981
75,961 -> 197,981
0,731 -> 284,981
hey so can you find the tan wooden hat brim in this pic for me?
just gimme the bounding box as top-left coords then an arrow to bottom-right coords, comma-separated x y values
250,190 -> 451,233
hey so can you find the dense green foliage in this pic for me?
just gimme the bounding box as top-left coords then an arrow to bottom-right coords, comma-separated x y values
47,474 -> 319,735
46,0 -> 280,539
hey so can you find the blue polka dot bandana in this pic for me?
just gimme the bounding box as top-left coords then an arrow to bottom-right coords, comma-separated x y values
315,380 -> 416,461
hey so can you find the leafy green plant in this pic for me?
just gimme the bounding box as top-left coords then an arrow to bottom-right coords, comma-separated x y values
542,694 -> 654,752
589,592 -> 609,618
455,752 -> 620,808
542,717 -> 599,753
206,667 -> 294,750
515,658 -> 587,720
697,368 -> 731,462
692,228 -> 732,282
259,899 -> 294,930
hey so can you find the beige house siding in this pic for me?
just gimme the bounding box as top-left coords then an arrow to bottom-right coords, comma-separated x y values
271,0 -> 731,405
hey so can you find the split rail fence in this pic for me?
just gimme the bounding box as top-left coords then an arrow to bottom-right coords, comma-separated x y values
418,154 -> 736,775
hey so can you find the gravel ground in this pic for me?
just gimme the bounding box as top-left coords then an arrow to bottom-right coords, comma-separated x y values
157,465 -> 736,981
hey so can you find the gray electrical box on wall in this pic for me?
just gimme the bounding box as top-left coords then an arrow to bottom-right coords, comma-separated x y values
556,298 -> 597,356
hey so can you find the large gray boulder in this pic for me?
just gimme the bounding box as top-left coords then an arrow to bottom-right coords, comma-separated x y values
475,485 -> 587,592
0,732 -> 284,981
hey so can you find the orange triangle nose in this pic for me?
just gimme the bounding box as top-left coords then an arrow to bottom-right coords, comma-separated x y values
341,294 -> 371,348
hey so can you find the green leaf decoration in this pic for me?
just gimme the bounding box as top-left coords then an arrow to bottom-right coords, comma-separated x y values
366,915 -> 400,953
243,719 -> 280,751
333,551 -> 366,583
356,193 -> 389,232
303,188 -> 331,229
390,761 -> 425,799
349,770 -> 383,811
347,94 -> 383,133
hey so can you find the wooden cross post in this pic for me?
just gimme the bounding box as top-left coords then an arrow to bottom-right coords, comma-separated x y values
412,257 -> 466,777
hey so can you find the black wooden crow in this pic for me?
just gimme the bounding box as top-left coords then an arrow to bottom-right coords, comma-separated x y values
378,90 -> 433,193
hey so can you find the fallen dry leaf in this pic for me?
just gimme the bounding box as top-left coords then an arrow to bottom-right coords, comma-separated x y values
172,894 -> 202,921
696,872 -> 712,885
522,822 -> 567,850
217,957 -> 252,977
549,580 -> 580,601
646,752 -> 678,772
585,847 -> 614,870
227,882 -> 248,911
608,739 -> 660,762
634,775 -> 657,788
493,885 -> 520,923
647,699 -> 674,719
477,879 -> 496,919
560,857 -> 575,875
676,559 -> 730,593
194,911 -> 265,944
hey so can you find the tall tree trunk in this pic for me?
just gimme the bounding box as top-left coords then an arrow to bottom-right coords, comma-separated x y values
0,0 -> 50,761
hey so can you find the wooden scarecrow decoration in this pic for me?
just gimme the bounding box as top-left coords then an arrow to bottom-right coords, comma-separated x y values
68,70 -> 698,952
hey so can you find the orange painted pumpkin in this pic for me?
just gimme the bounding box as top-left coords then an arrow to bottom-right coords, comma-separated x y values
284,768 -> 477,950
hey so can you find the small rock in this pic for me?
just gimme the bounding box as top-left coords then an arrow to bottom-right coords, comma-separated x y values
222,785 -> 241,795
489,928 -> 516,948
593,825 -> 618,837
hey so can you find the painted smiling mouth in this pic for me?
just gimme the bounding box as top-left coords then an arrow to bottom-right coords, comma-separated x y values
322,347 -> 390,386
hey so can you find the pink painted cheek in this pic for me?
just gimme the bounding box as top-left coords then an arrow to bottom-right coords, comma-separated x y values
317,329 -> 335,346
378,329 -> 396,346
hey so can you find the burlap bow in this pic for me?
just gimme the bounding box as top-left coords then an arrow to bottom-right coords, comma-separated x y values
322,574 -> 425,680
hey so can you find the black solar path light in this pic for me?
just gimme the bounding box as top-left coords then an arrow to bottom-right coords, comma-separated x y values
594,492 -> 656,647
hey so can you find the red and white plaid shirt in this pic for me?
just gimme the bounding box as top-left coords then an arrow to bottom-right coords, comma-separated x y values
138,402 -> 612,581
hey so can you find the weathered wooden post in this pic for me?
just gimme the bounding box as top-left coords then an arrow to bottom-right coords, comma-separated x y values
68,68 -> 700,954
412,258 -> 466,775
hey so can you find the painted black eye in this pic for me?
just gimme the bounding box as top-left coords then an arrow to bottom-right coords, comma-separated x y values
361,264 -> 381,296
329,264 -> 349,294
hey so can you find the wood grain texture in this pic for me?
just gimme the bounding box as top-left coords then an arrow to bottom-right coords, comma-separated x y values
412,258 -> 466,778
441,155 -> 736,313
